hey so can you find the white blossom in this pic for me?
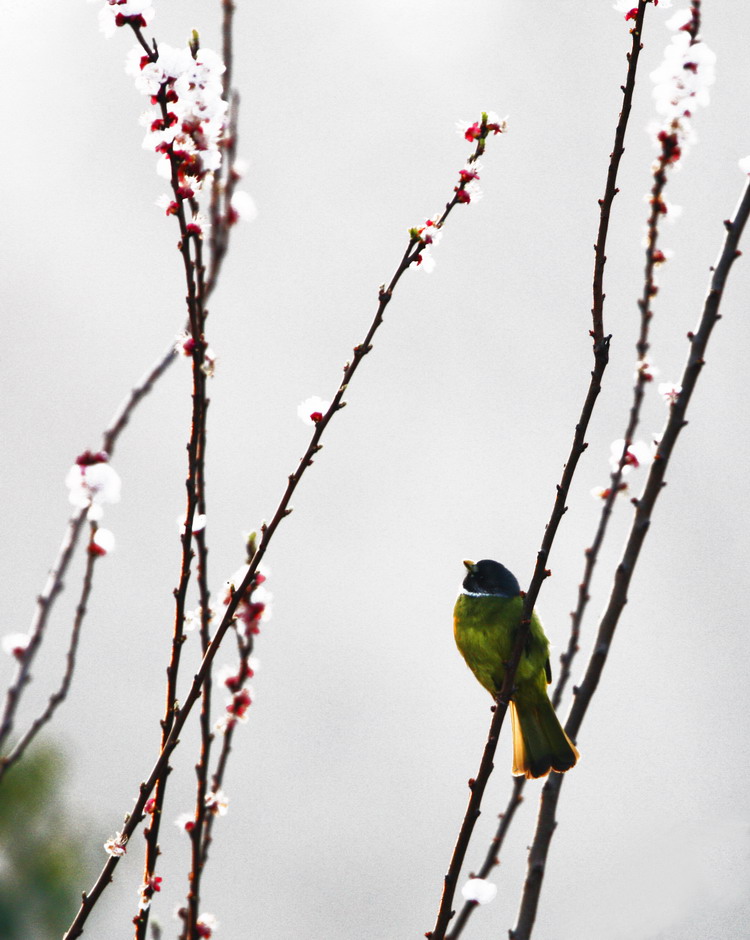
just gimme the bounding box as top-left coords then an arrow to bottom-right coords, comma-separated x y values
460,877 -> 497,905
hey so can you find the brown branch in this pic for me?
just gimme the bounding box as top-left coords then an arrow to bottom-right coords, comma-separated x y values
0,340 -> 177,772
426,324 -> 609,939
101,340 -> 177,456
180,527 -> 216,939
591,1 -> 649,344
63,123 -> 500,940
511,178 -> 750,940
131,26 -> 215,935
0,525 -> 100,776
435,9 -> 653,936
206,0 -> 239,296
0,507 -> 88,762
445,776 -> 525,939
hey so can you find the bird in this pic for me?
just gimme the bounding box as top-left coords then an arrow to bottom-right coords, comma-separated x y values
453,559 -> 579,779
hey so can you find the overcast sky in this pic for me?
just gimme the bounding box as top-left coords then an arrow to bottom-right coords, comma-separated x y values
4,2 -> 750,938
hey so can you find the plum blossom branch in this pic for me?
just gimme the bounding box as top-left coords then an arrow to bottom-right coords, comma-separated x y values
0,525 -> 101,778
63,116 -> 505,939
0,507 -> 88,765
0,348 -> 169,773
561,0 -> 715,710
427,61 -> 677,940
508,11 -> 722,939
177,545 -> 266,939
427,313 -> 610,939
443,10 -> 655,933
128,17 -> 222,937
511,175 -> 750,940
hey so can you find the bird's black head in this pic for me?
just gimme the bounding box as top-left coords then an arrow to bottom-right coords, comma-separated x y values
461,559 -> 520,597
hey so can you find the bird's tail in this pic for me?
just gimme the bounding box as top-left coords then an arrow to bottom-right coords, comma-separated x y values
510,695 -> 579,780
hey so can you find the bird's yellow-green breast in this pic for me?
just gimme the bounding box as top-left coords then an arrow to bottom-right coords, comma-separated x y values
453,592 -> 550,696
453,558 -> 579,779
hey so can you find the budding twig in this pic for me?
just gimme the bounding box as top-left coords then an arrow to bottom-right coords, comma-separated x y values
63,120 -> 502,940
511,177 -> 750,940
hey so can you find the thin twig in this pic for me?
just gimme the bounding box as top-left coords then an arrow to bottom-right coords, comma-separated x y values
206,0 -> 239,296
101,341 -> 177,456
444,11 -> 651,935
0,526 -> 100,776
511,178 -> 750,940
200,578 -> 259,870
63,123 -> 501,940
132,31 -> 214,936
0,341 -> 177,775
426,316 -> 609,939
556,121 -> 671,712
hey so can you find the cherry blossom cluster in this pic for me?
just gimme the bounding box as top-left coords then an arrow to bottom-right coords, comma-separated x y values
214,661 -> 257,735
125,43 -> 228,236
1,634 -> 30,660
613,0 -> 671,23
649,7 -> 715,165
174,787 -> 228,835
223,566 -> 273,637
93,3 -> 256,232
206,564 -> 271,734
65,450 -> 121,556
95,0 -> 155,38
204,789 -> 230,817
461,877 -> 497,905
408,112 -> 506,273
457,111 -> 508,144
410,216 -> 443,274
174,331 -> 218,377
194,912 -> 219,938
634,358 -> 681,404
591,360 -> 681,500
297,395 -> 331,426
104,829 -> 129,857
136,874 -> 163,912
66,451 -> 121,515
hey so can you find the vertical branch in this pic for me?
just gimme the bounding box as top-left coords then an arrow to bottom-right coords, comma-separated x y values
591,2 -> 650,344
555,128 -> 671,710
427,329 -> 609,939
0,526 -> 100,776
0,340 -> 177,780
429,9 -> 654,936
0,507 -> 89,759
207,0 -> 239,296
131,24 -> 216,936
511,179 -> 750,940
64,123 -> 501,936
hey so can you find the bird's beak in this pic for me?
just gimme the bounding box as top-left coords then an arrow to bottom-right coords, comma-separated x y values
463,559 -> 476,572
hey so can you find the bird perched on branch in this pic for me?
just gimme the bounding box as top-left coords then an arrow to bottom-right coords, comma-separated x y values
453,559 -> 579,779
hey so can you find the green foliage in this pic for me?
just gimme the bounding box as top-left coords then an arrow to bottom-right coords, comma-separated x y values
0,744 -> 90,939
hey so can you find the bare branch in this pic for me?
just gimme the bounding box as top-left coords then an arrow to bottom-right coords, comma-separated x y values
511,178 -> 750,940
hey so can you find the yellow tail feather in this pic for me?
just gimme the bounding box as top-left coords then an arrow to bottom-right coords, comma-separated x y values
509,698 -> 579,780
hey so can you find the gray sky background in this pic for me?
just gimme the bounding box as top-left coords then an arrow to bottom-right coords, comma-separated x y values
3,2 -> 750,938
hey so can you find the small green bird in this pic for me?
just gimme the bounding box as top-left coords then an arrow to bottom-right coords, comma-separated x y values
453,559 -> 579,779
